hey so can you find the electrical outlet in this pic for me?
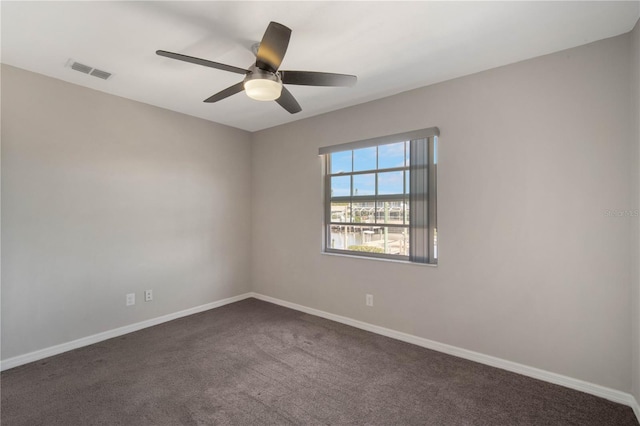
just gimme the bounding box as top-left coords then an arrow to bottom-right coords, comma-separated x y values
126,293 -> 135,306
144,289 -> 153,302
366,294 -> 373,307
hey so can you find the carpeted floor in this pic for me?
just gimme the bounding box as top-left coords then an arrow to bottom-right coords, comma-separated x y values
1,298 -> 638,425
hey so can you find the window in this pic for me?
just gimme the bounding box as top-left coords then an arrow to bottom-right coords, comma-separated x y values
320,128 -> 439,264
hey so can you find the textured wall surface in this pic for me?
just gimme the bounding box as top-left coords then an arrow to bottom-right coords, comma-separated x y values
632,18 -> 640,404
251,34 -> 635,392
1,65 -> 252,359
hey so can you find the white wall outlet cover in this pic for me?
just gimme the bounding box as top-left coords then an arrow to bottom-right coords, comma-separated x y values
126,293 -> 135,306
144,290 -> 153,302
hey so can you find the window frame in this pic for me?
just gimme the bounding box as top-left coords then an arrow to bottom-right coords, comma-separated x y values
320,127 -> 439,265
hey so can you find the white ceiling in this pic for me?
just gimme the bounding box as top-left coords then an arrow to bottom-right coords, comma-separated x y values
2,1 -> 638,132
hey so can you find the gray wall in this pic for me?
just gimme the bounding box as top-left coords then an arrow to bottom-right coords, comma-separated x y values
633,18 -> 640,403
1,65 -> 252,359
251,33 -> 635,392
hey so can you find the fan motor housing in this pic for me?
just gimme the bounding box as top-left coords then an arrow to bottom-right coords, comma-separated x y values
244,65 -> 281,84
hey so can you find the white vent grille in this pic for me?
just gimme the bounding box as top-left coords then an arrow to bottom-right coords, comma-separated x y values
66,59 -> 112,80
71,62 -> 91,74
90,69 -> 112,80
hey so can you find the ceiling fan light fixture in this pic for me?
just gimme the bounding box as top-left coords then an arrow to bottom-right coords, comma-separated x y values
243,66 -> 283,101
244,78 -> 282,101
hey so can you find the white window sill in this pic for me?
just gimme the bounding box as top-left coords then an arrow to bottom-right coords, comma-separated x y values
320,251 -> 438,267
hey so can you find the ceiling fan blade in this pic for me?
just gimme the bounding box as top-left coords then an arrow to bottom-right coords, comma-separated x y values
276,86 -> 301,114
280,71 -> 357,87
156,50 -> 248,75
204,82 -> 245,103
256,22 -> 291,72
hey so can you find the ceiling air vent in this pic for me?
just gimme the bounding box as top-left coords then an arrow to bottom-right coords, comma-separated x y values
66,59 -> 112,80
90,69 -> 112,80
71,61 -> 92,74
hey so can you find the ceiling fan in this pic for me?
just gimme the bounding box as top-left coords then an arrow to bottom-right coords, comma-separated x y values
157,21 -> 357,114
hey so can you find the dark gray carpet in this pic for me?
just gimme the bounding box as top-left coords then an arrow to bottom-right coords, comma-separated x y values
1,298 -> 637,425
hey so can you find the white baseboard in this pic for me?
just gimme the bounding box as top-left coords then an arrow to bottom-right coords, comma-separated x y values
249,292 -> 640,418
0,292 -> 253,371
632,398 -> 640,422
